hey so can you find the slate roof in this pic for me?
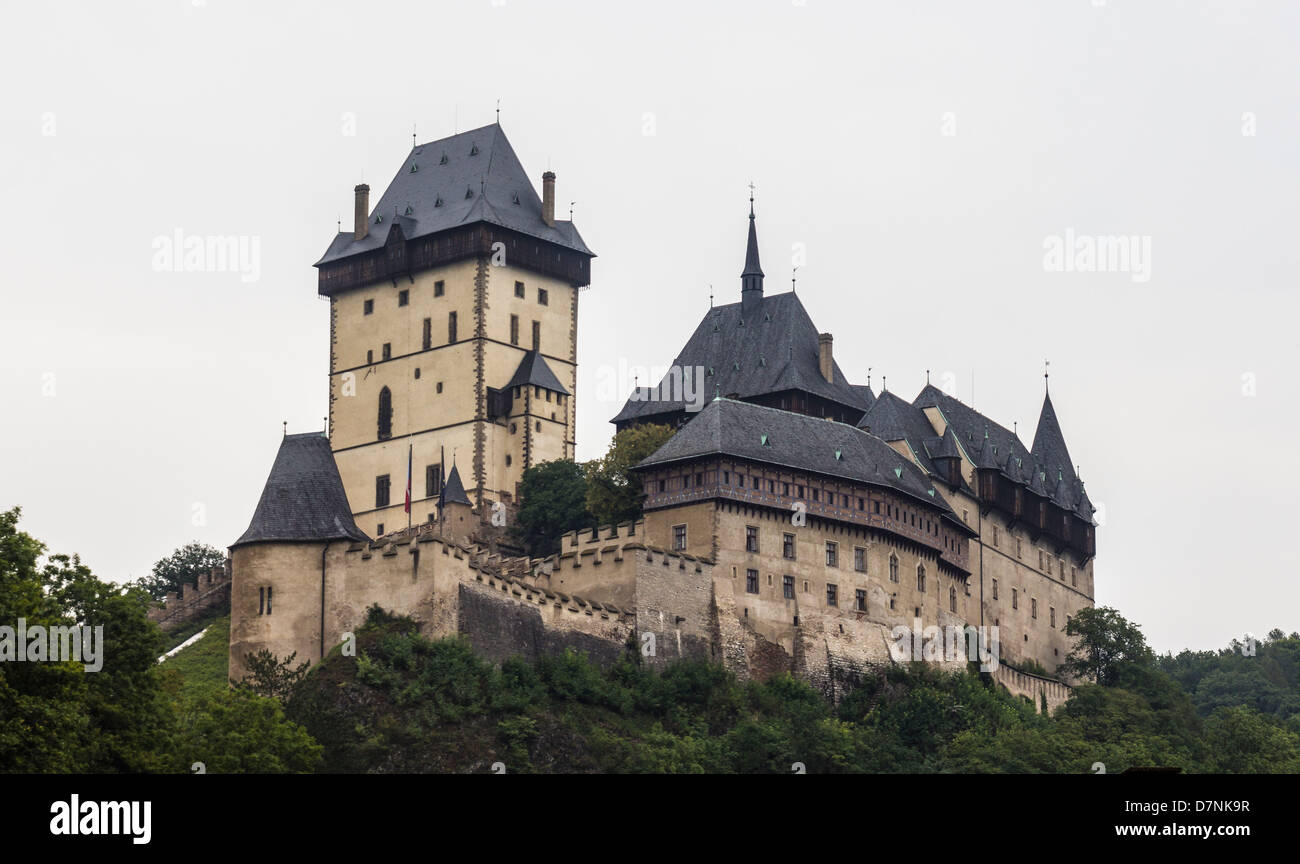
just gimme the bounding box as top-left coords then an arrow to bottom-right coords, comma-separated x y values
1030,391 -> 1077,489
505,349 -> 569,395
635,398 -> 965,528
442,464 -> 472,506
233,433 -> 369,547
856,390 -> 943,474
913,383 -> 1030,471
315,123 -> 593,267
611,291 -> 870,423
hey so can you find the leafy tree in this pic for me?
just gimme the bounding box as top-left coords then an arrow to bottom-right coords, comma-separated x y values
512,459 -> 595,556
1057,605 -> 1153,687
236,650 -> 311,701
1202,706 -> 1300,774
137,541 -> 226,601
175,689 -> 322,773
585,423 -> 676,527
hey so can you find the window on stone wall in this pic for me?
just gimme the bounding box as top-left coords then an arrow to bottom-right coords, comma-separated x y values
746,569 -> 759,594
783,533 -> 796,560
448,311 -> 458,343
434,280 -> 445,297
258,587 -> 264,615
1071,567 -> 1077,587
1059,560 -> 1065,580
826,584 -> 838,607
538,287 -> 548,306
917,564 -> 926,593
746,525 -> 759,553
782,575 -> 794,600
949,586 -> 957,613
515,281 -> 525,298
376,474 -> 391,508
377,387 -> 393,440
364,298 -> 374,315
1012,587 -> 1018,609
426,464 -> 442,498
382,342 -> 391,361
1039,550 -> 1045,570
510,314 -> 519,345
376,523 -> 384,536
672,524 -> 686,550
825,541 -> 838,567
1031,598 -> 1038,619
422,317 -> 432,350
992,525 -> 999,547
532,320 -> 540,351
854,547 -> 866,572
398,289 -> 409,307
992,578 -> 998,599
1016,538 -> 1022,559
855,589 -> 867,611
1050,607 -> 1056,628
266,585 -> 272,614
889,553 -> 899,583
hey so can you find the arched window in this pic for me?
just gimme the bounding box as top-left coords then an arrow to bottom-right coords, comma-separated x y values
949,586 -> 957,612
917,564 -> 926,593
378,386 -> 393,440
889,553 -> 899,583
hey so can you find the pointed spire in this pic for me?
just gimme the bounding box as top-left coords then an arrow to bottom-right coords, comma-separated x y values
442,463 -> 472,506
741,186 -> 764,313
1031,387 -> 1077,492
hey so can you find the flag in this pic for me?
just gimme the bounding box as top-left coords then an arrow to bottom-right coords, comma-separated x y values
404,442 -> 412,514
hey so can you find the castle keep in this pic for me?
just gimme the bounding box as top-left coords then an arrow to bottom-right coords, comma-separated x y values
226,124 -> 1095,709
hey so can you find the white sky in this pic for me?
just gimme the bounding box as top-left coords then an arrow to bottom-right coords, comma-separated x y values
1,1 -> 1296,655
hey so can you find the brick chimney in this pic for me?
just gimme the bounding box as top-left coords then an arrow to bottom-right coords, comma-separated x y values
818,333 -> 834,383
354,183 -> 370,241
541,171 -> 556,227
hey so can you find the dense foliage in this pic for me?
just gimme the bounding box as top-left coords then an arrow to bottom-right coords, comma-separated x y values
133,541 -> 226,601
511,460 -> 596,556
584,423 -> 676,528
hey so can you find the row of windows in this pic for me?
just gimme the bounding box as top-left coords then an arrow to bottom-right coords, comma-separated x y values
362,279 -> 548,315
513,280 -> 548,305
362,309 -> 544,364
741,569 -> 960,613
990,524 -> 1081,586
991,579 -> 1064,628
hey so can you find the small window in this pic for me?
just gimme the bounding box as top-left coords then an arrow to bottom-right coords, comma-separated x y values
826,584 -> 838,607
510,314 -> 519,345
382,342 -> 391,361
448,311 -> 458,343
854,547 -> 866,572
992,578 -> 998,600
889,554 -> 899,583
398,289 -> 409,307
426,464 -> 442,497
515,281 -> 525,298
436,381 -> 443,394
992,525 -> 999,547
367,349 -> 374,364
363,298 -> 374,315
376,474 -> 391,508
1071,567 -> 1078,587
531,320 -> 540,351
1050,607 -> 1056,628
434,280 -> 445,297
1031,598 -> 1038,620
782,533 -> 796,560
376,523 -> 384,536
782,575 -> 795,600
745,526 -> 759,553
422,317 -> 432,350
917,564 -> 926,593
825,541 -> 838,567
1012,588 -> 1019,609
949,586 -> 957,613
855,589 -> 867,612
672,524 -> 686,551
745,569 -> 759,594
538,287 -> 548,306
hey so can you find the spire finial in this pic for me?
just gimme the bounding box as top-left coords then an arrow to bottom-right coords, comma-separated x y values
792,266 -> 798,293
282,420 -> 287,438
1044,358 -> 1050,392
709,284 -> 714,308
748,181 -> 755,217
882,375 -> 887,393
496,99 -> 500,124
569,201 -> 575,220
926,369 -> 931,384
412,123 -> 417,148
867,367 -> 872,388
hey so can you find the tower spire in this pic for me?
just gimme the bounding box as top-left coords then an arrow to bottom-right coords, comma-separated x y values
741,184 -> 764,313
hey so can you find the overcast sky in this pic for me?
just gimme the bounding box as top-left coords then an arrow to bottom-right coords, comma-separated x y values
1,1 -> 1296,655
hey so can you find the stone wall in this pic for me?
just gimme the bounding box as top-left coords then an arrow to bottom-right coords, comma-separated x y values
147,562 -> 231,632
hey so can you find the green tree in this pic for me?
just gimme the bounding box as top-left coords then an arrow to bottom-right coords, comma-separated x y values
512,460 -> 595,556
1057,605 -> 1153,687
236,649 -> 311,701
137,541 -> 226,601
1202,706 -> 1300,773
585,423 -> 676,527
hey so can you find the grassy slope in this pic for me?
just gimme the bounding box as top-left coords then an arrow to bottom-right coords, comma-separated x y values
160,616 -> 230,702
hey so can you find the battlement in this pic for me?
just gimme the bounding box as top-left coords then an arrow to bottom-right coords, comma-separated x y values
147,561 -> 232,632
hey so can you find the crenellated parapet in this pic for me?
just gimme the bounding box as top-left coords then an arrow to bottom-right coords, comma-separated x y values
147,561 -> 232,632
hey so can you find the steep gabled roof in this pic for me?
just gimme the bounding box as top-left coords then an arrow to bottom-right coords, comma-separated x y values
635,398 -> 964,527
505,349 -> 569,395
857,390 -> 940,474
233,433 -> 368,547
315,123 -> 593,267
611,291 -> 869,423
914,383 -> 1031,469
442,464 -> 472,506
1030,390 -> 1078,492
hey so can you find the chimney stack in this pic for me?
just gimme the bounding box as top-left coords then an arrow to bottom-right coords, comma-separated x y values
818,333 -> 834,383
354,183 -> 370,241
541,171 -> 556,227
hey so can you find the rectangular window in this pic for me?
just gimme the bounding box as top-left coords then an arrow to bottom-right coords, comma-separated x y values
854,547 -> 866,572
266,585 -> 272,614
782,575 -> 795,599
510,314 -> 519,345
363,298 -> 374,315
376,474 -> 391,508
672,524 -> 686,551
855,589 -> 867,612
992,525 -> 999,547
745,569 -> 759,594
745,525 -> 759,553
538,287 -> 548,306
1039,550 -> 1045,570
448,311 -> 458,343
1071,567 -> 1077,587
1031,598 -> 1038,620
426,464 -> 442,498
367,349 -> 373,364
782,533 -> 796,560
376,523 -> 384,536
1050,607 -> 1056,628
1012,587 -> 1018,610
532,320 -> 540,351
992,578 -> 998,600
1016,538 -> 1022,559
826,584 -> 838,607
825,541 -> 838,567
422,318 -> 432,350
382,342 -> 391,361
434,280 -> 445,297
398,289 -> 409,307
515,281 -> 525,298
258,587 -> 264,615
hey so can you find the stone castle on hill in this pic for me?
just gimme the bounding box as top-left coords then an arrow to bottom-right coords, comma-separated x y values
222,123 -> 1095,710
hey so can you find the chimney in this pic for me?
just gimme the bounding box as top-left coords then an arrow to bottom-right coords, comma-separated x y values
541,171 -> 556,227
353,183 -> 370,241
818,333 -> 834,383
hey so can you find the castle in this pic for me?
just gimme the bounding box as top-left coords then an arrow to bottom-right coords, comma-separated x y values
223,123 -> 1095,711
